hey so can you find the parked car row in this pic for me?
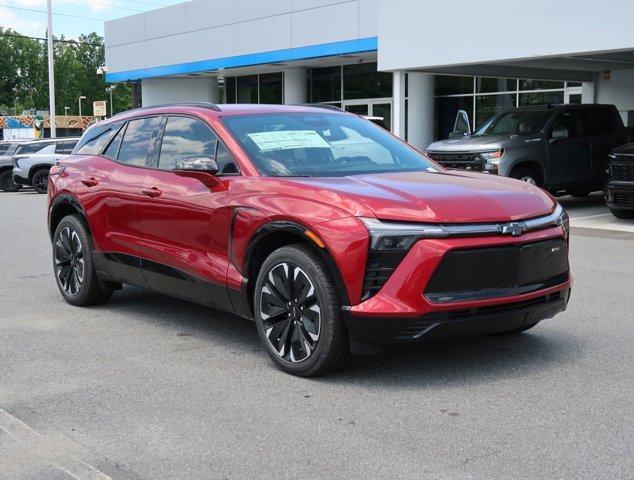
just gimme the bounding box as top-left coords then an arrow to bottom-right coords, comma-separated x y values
426,103 -> 634,219
0,137 -> 79,193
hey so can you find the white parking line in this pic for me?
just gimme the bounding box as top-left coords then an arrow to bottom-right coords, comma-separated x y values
0,408 -> 111,480
571,213 -> 612,221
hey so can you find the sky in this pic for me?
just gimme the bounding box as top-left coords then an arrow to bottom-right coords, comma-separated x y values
0,0 -> 190,39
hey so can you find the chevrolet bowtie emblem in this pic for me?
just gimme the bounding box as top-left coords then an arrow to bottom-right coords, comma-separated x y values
500,222 -> 527,237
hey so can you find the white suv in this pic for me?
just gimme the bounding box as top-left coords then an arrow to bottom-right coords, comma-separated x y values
12,138 -> 79,193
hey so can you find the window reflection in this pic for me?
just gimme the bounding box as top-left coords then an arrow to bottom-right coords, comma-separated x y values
117,117 -> 161,166
158,117 -> 216,169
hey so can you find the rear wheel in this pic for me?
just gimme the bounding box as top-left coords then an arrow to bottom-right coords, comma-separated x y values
253,244 -> 349,376
510,167 -> 539,186
53,215 -> 112,306
32,169 -> 49,194
0,169 -> 20,192
609,207 -> 634,219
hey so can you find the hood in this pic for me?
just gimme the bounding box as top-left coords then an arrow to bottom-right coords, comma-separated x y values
291,171 -> 555,223
427,134 -> 516,152
611,143 -> 634,157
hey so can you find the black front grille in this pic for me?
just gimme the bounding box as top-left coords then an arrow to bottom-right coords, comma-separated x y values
398,290 -> 566,339
427,152 -> 484,171
612,163 -> 634,181
362,251 -> 406,300
425,239 -> 569,303
614,192 -> 634,207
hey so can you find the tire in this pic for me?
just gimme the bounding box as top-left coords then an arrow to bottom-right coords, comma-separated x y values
31,168 -> 50,194
492,321 -> 539,336
510,167 -> 539,186
609,207 -> 634,219
253,244 -> 349,377
52,215 -> 113,306
0,169 -> 20,192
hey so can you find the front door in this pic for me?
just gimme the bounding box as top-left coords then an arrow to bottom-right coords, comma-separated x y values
138,115 -> 234,310
546,109 -> 592,187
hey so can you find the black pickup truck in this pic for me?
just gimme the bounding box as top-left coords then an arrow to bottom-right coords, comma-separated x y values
605,144 -> 634,218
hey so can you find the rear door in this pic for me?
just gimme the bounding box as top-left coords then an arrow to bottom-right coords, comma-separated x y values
138,115 -> 237,310
546,109 -> 592,187
75,116 -> 162,287
580,107 -> 625,180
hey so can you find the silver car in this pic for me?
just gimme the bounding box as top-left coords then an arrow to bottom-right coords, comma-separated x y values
0,140 -> 30,192
12,138 -> 79,194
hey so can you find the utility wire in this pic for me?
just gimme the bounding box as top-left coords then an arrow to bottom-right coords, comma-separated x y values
0,31 -> 102,46
0,3 -> 106,22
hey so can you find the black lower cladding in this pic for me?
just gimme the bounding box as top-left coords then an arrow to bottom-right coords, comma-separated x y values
344,289 -> 570,345
93,252 -> 235,312
607,181 -> 634,210
425,238 -> 569,303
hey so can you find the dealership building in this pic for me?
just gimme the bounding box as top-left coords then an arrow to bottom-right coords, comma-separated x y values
105,0 -> 634,150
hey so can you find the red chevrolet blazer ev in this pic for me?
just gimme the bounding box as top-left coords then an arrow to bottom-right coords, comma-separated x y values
48,103 -> 571,376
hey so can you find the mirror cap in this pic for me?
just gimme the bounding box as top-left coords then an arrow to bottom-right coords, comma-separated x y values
171,156 -> 219,174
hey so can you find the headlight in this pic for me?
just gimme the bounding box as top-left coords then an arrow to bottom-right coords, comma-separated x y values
555,204 -> 569,232
359,217 -> 445,251
480,149 -> 504,161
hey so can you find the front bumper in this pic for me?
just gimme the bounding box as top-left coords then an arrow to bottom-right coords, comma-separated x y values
605,180 -> 634,211
343,226 -> 571,345
12,166 -> 29,185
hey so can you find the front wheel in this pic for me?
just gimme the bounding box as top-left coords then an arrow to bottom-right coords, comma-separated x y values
609,207 -> 634,219
254,244 -> 349,377
510,167 -> 539,186
32,169 -> 49,194
53,215 -> 112,306
0,170 -> 20,192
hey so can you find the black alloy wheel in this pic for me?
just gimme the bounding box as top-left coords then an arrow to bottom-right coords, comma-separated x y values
32,169 -> 49,194
53,215 -> 113,306
254,245 -> 349,376
0,170 -> 20,192
260,262 -> 321,363
54,226 -> 85,297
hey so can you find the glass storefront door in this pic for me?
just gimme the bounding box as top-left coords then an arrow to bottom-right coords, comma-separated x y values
343,99 -> 392,131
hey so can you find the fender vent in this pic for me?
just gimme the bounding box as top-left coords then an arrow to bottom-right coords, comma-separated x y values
362,251 -> 407,301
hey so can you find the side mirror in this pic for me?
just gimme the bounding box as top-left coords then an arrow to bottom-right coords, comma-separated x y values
448,131 -> 469,139
551,129 -> 569,141
171,156 -> 219,174
453,109 -> 472,136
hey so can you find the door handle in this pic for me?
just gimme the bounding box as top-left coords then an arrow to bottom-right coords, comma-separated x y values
142,187 -> 162,198
81,177 -> 98,187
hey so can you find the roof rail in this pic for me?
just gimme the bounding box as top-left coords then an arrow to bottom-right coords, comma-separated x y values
113,102 -> 222,117
292,103 -> 343,112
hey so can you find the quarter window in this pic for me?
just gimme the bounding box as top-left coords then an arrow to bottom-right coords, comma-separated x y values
75,123 -> 123,155
116,117 -> 161,166
158,117 -> 217,170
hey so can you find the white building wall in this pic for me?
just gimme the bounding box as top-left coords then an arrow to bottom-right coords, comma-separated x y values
596,70 -> 634,124
378,0 -> 634,71
142,78 -> 219,106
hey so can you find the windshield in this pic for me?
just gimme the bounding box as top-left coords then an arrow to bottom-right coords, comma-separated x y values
221,112 -> 438,177
474,110 -> 552,136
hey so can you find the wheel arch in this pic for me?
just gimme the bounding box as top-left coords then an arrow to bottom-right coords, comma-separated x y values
28,164 -> 54,182
49,194 -> 91,241
242,221 -> 350,317
510,160 -> 546,186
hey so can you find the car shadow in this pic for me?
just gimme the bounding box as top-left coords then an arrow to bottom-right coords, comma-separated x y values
98,286 -> 580,389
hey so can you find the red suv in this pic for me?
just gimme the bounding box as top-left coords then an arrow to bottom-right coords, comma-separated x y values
48,103 -> 571,376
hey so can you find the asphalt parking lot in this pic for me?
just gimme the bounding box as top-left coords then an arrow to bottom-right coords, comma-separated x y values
0,190 -> 632,480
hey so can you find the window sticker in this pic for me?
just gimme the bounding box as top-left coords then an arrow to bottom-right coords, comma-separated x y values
247,130 -> 331,152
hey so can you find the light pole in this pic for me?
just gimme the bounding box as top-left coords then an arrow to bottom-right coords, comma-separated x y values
107,85 -> 117,117
46,0 -> 57,138
64,107 -> 70,116
78,95 -> 86,117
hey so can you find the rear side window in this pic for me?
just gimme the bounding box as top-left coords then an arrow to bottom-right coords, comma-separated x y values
0,144 -> 9,155
75,123 -> 123,155
157,116 -> 217,169
56,140 -> 78,154
581,108 -> 620,136
16,142 -> 54,155
116,117 -> 162,166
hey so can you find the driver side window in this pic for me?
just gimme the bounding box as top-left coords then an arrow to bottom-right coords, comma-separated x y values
158,116 -> 217,170
551,111 -> 581,138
